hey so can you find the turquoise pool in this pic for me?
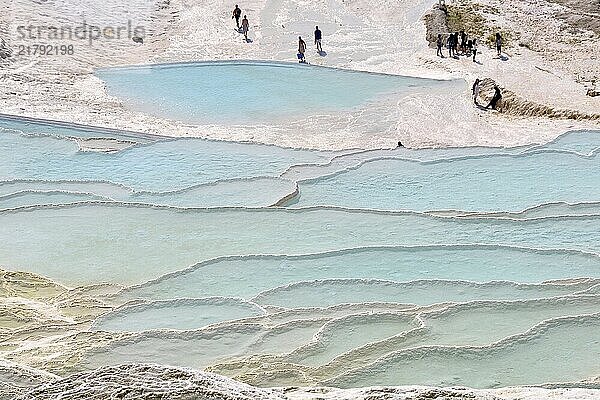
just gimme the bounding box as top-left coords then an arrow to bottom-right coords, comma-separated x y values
96,61 -> 456,125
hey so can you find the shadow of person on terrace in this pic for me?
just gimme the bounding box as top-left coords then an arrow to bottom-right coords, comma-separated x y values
499,54 -> 509,61
318,50 -> 327,57
245,38 -> 253,43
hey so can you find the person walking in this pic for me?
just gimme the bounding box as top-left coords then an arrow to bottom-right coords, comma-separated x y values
232,5 -> 242,29
495,32 -> 502,57
472,38 -> 478,62
486,85 -> 502,110
241,15 -> 249,41
472,78 -> 480,105
298,36 -> 307,63
436,34 -> 444,57
314,26 -> 323,52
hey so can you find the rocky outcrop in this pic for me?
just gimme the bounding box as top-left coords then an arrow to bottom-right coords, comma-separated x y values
423,4 -> 450,47
17,365 -> 285,400
14,364 -> 600,400
587,88 -> 599,97
476,78 -> 600,120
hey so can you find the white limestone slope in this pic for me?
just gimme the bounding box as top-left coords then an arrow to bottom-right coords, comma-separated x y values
1,0 -> 598,149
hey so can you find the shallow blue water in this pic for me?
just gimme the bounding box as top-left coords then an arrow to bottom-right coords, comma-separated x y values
120,247 -> 600,301
96,62 -> 451,125
293,149 -> 600,212
2,205 -> 600,285
2,117 -> 600,389
0,122 -> 330,192
537,130 -> 600,155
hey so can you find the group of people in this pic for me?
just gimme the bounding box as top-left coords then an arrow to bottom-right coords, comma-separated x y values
297,26 -> 323,63
436,29 -> 505,111
232,5 -> 323,63
436,30 -> 479,62
436,31 -> 503,62
232,5 -> 250,41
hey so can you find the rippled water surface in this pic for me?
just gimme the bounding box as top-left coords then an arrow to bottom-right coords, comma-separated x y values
1,117 -> 599,391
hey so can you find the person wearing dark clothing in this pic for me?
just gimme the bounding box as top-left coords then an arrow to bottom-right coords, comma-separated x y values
472,38 -> 478,62
460,30 -> 467,53
232,5 -> 242,29
447,34 -> 453,57
486,85 -> 502,110
436,34 -> 444,57
495,32 -> 502,57
314,26 -> 323,52
453,32 -> 459,55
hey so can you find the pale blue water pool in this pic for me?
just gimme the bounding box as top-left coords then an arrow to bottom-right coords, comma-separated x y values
0,118 -> 331,192
291,149 -> 600,212
96,61 -> 454,125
